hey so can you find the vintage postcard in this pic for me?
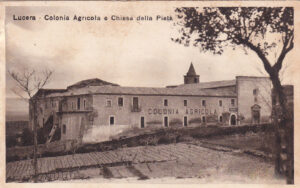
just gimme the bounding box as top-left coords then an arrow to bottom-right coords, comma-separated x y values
1,1 -> 299,186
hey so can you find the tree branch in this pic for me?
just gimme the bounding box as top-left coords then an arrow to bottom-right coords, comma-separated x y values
238,38 -> 274,76
8,68 -> 54,99
273,34 -> 294,73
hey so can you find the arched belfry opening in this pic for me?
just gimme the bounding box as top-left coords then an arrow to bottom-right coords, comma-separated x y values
184,63 -> 200,84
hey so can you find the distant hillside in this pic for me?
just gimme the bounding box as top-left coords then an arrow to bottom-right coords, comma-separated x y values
6,98 -> 29,121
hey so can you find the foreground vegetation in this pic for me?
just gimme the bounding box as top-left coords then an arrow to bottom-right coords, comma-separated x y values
6,123 -> 275,162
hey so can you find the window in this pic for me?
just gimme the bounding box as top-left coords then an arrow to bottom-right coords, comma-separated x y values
51,100 -> 55,108
184,100 -> 187,106
141,116 -> 145,128
254,97 -> 258,103
231,99 -> 235,106
202,100 -> 206,107
133,97 -> 139,110
184,116 -> 188,127
219,116 -> 223,123
202,116 -> 206,123
62,124 -> 66,134
83,99 -> 86,109
164,116 -> 168,127
164,99 -> 168,106
219,100 -> 222,107
110,116 -> 115,125
77,98 -> 80,110
106,99 -> 112,107
253,88 -> 258,96
118,97 -> 123,107
71,102 -> 74,109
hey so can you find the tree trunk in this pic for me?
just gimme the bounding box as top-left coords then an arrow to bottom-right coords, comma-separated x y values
270,73 -> 293,184
33,99 -> 38,182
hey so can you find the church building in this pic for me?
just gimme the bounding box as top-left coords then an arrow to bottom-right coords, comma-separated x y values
29,63 -> 272,143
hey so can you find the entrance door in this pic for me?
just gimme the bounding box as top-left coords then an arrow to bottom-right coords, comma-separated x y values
230,114 -> 236,126
141,117 -> 145,128
184,116 -> 188,127
251,104 -> 261,124
164,116 -> 168,127
252,110 -> 260,124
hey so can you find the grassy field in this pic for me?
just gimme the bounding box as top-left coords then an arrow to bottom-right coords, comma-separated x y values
201,132 -> 275,154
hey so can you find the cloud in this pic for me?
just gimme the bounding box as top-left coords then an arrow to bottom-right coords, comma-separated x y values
5,6 -> 295,99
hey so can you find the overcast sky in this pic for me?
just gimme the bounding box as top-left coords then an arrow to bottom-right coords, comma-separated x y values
5,5 -> 295,98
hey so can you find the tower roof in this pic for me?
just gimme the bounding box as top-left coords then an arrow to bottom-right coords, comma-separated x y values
186,63 -> 198,76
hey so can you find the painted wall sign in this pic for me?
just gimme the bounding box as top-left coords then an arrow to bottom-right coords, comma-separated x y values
148,108 -> 218,115
148,108 -> 179,115
229,108 -> 238,112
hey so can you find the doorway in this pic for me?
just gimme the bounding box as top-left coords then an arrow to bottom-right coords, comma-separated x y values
230,114 -> 237,126
251,104 -> 261,124
184,116 -> 188,127
164,116 -> 168,127
141,116 -> 145,128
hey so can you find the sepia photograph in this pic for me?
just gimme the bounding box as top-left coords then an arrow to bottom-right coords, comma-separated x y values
3,3 -> 296,185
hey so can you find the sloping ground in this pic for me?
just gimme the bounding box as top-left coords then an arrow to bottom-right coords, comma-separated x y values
201,131 -> 275,155
6,143 -> 282,183
6,124 -> 274,162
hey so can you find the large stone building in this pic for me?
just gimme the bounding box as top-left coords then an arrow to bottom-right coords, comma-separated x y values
29,63 -> 272,143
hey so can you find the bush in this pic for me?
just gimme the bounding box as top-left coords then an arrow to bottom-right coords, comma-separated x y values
21,128 -> 33,146
157,133 -> 178,144
37,128 -> 47,144
6,136 -> 17,148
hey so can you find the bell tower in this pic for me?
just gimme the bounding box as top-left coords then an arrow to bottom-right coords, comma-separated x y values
184,63 -> 199,84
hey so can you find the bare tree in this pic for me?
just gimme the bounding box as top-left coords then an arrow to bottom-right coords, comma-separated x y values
172,7 -> 293,183
8,68 -> 53,182
8,68 -> 53,99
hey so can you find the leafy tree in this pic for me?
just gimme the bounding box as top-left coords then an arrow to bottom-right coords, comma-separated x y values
173,7 -> 293,183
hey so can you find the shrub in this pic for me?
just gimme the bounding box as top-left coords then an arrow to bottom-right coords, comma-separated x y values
21,128 -> 33,146
6,136 -> 17,148
37,128 -> 47,144
188,118 -> 202,124
169,118 -> 183,127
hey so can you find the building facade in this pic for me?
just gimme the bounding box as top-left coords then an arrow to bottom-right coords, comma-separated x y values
29,63 -> 272,143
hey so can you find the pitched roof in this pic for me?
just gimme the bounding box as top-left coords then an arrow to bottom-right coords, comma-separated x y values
186,63 -> 198,76
174,80 -> 236,89
46,85 -> 236,98
33,89 -> 67,99
67,78 -> 119,90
